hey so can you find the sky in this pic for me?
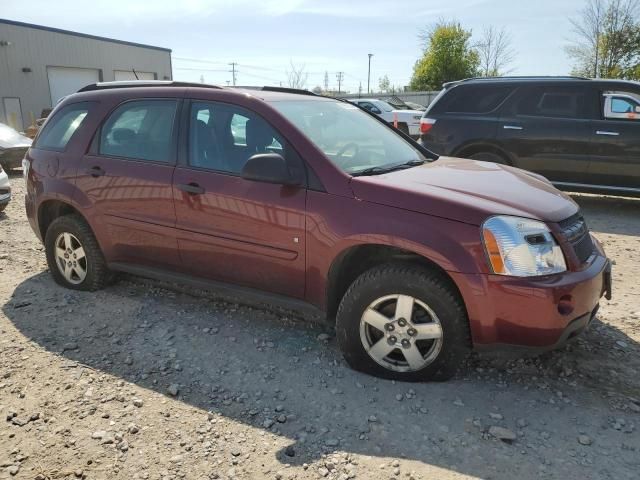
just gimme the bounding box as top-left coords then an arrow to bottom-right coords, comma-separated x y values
2,0 -> 588,92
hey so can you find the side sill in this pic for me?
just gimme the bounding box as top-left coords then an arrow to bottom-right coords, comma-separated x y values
108,262 -> 327,323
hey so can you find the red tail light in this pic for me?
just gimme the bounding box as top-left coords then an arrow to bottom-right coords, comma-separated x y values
420,117 -> 436,134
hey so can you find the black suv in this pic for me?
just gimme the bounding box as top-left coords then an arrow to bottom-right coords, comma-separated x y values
419,77 -> 640,197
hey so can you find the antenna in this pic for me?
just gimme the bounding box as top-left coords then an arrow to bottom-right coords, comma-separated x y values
132,68 -> 140,80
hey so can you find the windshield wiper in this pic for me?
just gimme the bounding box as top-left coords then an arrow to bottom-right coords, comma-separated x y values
352,159 -> 425,177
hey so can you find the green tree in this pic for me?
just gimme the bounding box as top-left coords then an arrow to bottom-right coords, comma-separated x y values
410,21 -> 480,90
567,0 -> 640,79
378,75 -> 391,93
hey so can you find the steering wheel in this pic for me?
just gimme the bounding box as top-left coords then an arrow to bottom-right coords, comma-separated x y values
336,142 -> 359,159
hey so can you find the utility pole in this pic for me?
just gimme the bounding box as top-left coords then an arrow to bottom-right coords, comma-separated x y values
336,72 -> 344,94
367,53 -> 373,94
358,82 -> 362,98
228,62 -> 238,86
324,71 -> 329,91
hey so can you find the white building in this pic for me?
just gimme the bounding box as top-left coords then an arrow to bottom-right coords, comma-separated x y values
0,18 -> 172,130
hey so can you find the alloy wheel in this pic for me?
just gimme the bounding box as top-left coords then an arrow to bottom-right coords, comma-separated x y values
54,232 -> 87,285
359,294 -> 443,372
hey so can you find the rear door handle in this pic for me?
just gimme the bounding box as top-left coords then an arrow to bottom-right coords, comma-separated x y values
86,166 -> 105,177
503,125 -> 524,130
596,130 -> 620,136
177,183 -> 205,195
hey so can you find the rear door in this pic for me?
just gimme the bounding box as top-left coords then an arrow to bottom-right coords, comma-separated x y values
76,98 -> 181,268
172,100 -> 307,298
496,85 -> 597,183
588,89 -> 640,190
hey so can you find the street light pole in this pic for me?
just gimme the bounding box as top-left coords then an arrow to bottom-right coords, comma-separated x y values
367,53 -> 373,94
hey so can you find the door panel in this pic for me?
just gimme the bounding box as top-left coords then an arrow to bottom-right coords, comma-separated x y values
497,86 -> 595,183
589,119 -> 640,188
173,170 -> 306,298
77,156 -> 179,266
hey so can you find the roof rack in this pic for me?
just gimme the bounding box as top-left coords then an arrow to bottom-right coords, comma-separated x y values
443,76 -> 591,88
77,80 -> 223,93
234,86 -> 318,97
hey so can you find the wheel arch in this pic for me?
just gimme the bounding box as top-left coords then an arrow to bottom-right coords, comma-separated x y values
451,141 -> 514,165
37,199 -> 88,240
325,243 -> 467,323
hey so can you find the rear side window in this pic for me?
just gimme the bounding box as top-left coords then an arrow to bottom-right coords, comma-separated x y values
99,100 -> 177,162
438,85 -> 513,114
34,102 -> 91,151
515,86 -> 592,119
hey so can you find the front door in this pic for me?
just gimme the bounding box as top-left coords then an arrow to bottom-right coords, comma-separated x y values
497,85 -> 596,183
588,90 -> 640,190
172,100 -> 307,298
76,98 -> 180,267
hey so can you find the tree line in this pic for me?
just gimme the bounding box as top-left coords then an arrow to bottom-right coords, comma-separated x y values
410,0 -> 640,91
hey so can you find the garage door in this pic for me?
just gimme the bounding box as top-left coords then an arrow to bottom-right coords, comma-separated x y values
114,70 -> 156,81
47,67 -> 100,105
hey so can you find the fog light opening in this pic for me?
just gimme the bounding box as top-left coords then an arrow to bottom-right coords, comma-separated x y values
558,295 -> 574,316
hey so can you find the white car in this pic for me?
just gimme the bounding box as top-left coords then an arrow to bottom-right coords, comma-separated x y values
0,164 -> 10,213
349,99 -> 423,137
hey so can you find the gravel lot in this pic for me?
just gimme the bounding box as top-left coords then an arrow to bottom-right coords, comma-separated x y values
1,172 -> 639,480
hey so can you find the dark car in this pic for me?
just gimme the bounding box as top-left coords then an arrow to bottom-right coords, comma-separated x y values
24,81 -> 611,381
419,76 -> 640,197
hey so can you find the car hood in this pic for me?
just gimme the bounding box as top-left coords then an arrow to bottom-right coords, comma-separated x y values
0,123 -> 32,149
350,157 -> 578,226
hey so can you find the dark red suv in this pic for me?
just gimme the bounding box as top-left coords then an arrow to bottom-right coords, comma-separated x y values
24,81 -> 612,381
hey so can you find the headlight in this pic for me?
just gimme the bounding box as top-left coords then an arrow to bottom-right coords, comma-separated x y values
482,216 -> 566,277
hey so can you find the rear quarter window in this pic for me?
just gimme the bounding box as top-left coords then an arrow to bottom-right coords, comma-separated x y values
434,85 -> 514,114
34,102 -> 92,151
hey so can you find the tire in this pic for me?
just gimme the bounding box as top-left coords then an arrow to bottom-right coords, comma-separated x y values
336,264 -> 470,382
44,214 -> 113,291
467,151 -> 507,164
397,122 -> 410,135
0,203 -> 6,213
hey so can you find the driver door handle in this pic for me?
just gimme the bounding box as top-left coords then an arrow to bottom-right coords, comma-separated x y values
86,166 -> 105,177
177,183 -> 205,195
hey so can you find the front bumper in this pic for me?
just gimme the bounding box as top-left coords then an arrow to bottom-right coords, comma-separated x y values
451,239 -> 611,350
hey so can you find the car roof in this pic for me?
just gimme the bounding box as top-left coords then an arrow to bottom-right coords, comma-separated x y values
444,76 -> 640,89
74,81 -> 333,102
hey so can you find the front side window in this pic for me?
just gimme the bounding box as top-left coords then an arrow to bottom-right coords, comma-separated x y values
516,86 -> 592,119
99,100 -> 177,162
270,99 -> 428,175
189,102 -> 286,174
35,102 -> 91,151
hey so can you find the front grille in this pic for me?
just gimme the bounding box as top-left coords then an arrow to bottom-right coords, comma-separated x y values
558,212 -> 594,264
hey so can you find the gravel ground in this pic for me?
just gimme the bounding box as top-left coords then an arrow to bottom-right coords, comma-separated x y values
1,172 -> 639,480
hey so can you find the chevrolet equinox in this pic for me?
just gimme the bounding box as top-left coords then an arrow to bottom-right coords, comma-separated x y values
24,81 -> 612,381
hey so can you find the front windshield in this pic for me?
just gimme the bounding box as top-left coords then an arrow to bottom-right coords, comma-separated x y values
270,100 -> 428,175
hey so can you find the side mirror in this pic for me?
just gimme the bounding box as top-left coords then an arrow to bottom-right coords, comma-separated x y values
241,153 -> 298,185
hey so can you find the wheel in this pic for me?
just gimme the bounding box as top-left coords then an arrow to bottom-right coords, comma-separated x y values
0,203 -> 6,213
44,214 -> 113,291
467,151 -> 507,164
336,264 -> 470,381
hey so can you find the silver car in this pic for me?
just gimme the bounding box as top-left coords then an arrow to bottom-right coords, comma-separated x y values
0,164 -> 10,212
0,122 -> 32,170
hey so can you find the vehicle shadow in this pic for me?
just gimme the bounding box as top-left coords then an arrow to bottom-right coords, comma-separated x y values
4,272 -> 639,479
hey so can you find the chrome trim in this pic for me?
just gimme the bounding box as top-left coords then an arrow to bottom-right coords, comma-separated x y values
503,125 -> 523,130
553,181 -> 640,193
596,130 -> 620,136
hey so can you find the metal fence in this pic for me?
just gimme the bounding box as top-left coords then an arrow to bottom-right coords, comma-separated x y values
339,91 -> 440,108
